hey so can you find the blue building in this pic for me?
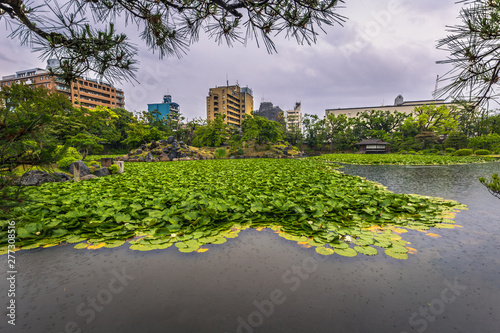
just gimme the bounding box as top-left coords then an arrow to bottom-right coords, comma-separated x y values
147,95 -> 180,121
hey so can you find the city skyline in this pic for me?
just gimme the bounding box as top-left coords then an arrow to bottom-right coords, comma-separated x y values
0,0 -> 463,119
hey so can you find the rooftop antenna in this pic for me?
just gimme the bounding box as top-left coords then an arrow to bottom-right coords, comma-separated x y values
226,73 -> 229,87
433,75 -> 439,99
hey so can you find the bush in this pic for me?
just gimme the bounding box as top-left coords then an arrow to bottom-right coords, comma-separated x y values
454,149 -> 473,156
445,148 -> 455,154
429,149 -> 439,154
422,149 -> 431,155
57,157 -> 78,170
475,149 -> 491,155
108,164 -> 119,174
408,150 -> 416,155
87,160 -> 100,167
55,145 -> 82,160
237,148 -> 244,155
215,148 -> 227,159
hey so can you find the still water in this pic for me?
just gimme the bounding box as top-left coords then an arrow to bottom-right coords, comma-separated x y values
1,162 -> 499,333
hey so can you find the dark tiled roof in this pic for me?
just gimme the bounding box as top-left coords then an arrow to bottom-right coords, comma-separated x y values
355,139 -> 389,145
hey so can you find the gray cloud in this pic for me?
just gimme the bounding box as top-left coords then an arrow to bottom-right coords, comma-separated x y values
0,0 -> 465,119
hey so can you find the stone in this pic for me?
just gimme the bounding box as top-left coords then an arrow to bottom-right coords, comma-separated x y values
113,161 -> 124,173
81,174 -> 98,181
145,152 -> 154,162
167,136 -> 175,144
139,144 -> 147,150
101,157 -> 114,167
19,170 -> 72,186
159,139 -> 167,145
159,153 -> 170,161
138,157 -> 145,162
94,167 -> 111,177
150,140 -> 158,149
135,149 -> 143,155
162,148 -> 169,153
69,161 -> 91,177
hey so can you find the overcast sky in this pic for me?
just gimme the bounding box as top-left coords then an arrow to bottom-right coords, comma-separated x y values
0,0 -> 463,120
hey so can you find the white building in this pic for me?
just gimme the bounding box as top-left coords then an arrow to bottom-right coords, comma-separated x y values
286,102 -> 303,133
325,95 -> 452,118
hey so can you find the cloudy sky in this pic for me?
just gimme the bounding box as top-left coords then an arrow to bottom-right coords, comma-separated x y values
0,0 -> 463,120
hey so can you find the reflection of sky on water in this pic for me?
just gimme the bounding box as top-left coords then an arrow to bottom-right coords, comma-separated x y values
1,162 -> 499,332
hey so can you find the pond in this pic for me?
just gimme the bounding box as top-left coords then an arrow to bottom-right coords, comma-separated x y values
1,162 -> 499,333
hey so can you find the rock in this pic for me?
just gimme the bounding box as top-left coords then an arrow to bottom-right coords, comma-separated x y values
113,161 -> 124,173
168,150 -> 180,161
94,167 -> 110,177
139,144 -> 147,150
167,136 -> 175,144
162,148 -> 169,153
150,140 -> 158,149
159,153 -> 170,161
139,157 -> 145,162
135,149 -> 143,155
100,157 -> 114,167
81,174 -> 98,181
145,152 -> 154,162
159,139 -> 167,145
19,170 -> 72,186
69,161 -> 91,177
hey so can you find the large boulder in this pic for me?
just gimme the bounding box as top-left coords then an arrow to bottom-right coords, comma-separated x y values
19,170 -> 72,186
81,174 -> 98,181
69,161 -> 91,177
167,136 -> 175,144
94,167 -> 110,177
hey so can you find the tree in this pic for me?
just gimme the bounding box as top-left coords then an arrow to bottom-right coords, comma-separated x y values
241,114 -> 283,144
0,0 -> 346,83
192,114 -> 229,147
0,84 -> 73,211
68,133 -> 104,160
437,0 -> 500,107
404,104 -> 458,136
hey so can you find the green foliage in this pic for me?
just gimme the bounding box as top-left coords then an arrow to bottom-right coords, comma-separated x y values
479,173 -> 500,199
0,159 -> 465,256
469,133 -> 500,151
108,164 -> 119,174
443,131 -> 469,150
57,157 -> 78,170
237,148 -> 244,155
192,114 -> 229,147
454,149 -> 473,156
241,114 -> 283,145
312,153 -> 492,165
474,149 -> 491,155
405,104 -> 458,135
68,133 -> 104,160
122,122 -> 167,148
214,148 -> 227,159
0,83 -> 74,211
445,147 -> 456,154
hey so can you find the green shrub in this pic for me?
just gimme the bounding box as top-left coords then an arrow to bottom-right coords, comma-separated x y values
398,150 -> 407,154
237,148 -> 244,155
429,149 -> 439,154
108,164 -> 119,174
422,149 -> 431,155
55,145 -> 82,160
57,157 -> 78,170
87,160 -> 100,167
215,148 -> 227,159
454,149 -> 473,156
408,150 -> 416,155
475,149 -> 491,155
445,148 -> 455,154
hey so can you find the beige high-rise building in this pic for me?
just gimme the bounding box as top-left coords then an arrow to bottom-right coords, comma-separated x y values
206,84 -> 253,127
0,60 -> 125,109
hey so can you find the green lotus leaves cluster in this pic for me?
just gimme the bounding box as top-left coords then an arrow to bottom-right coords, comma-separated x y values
0,159 -> 466,259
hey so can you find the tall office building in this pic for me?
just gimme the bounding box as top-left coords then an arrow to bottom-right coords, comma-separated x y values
0,60 -> 125,109
206,84 -> 253,127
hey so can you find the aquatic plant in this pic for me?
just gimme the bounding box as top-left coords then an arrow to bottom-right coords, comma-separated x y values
0,159 -> 466,259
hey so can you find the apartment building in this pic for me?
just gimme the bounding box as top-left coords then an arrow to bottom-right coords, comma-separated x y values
286,102 -> 303,133
0,60 -> 125,109
206,84 -> 253,127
